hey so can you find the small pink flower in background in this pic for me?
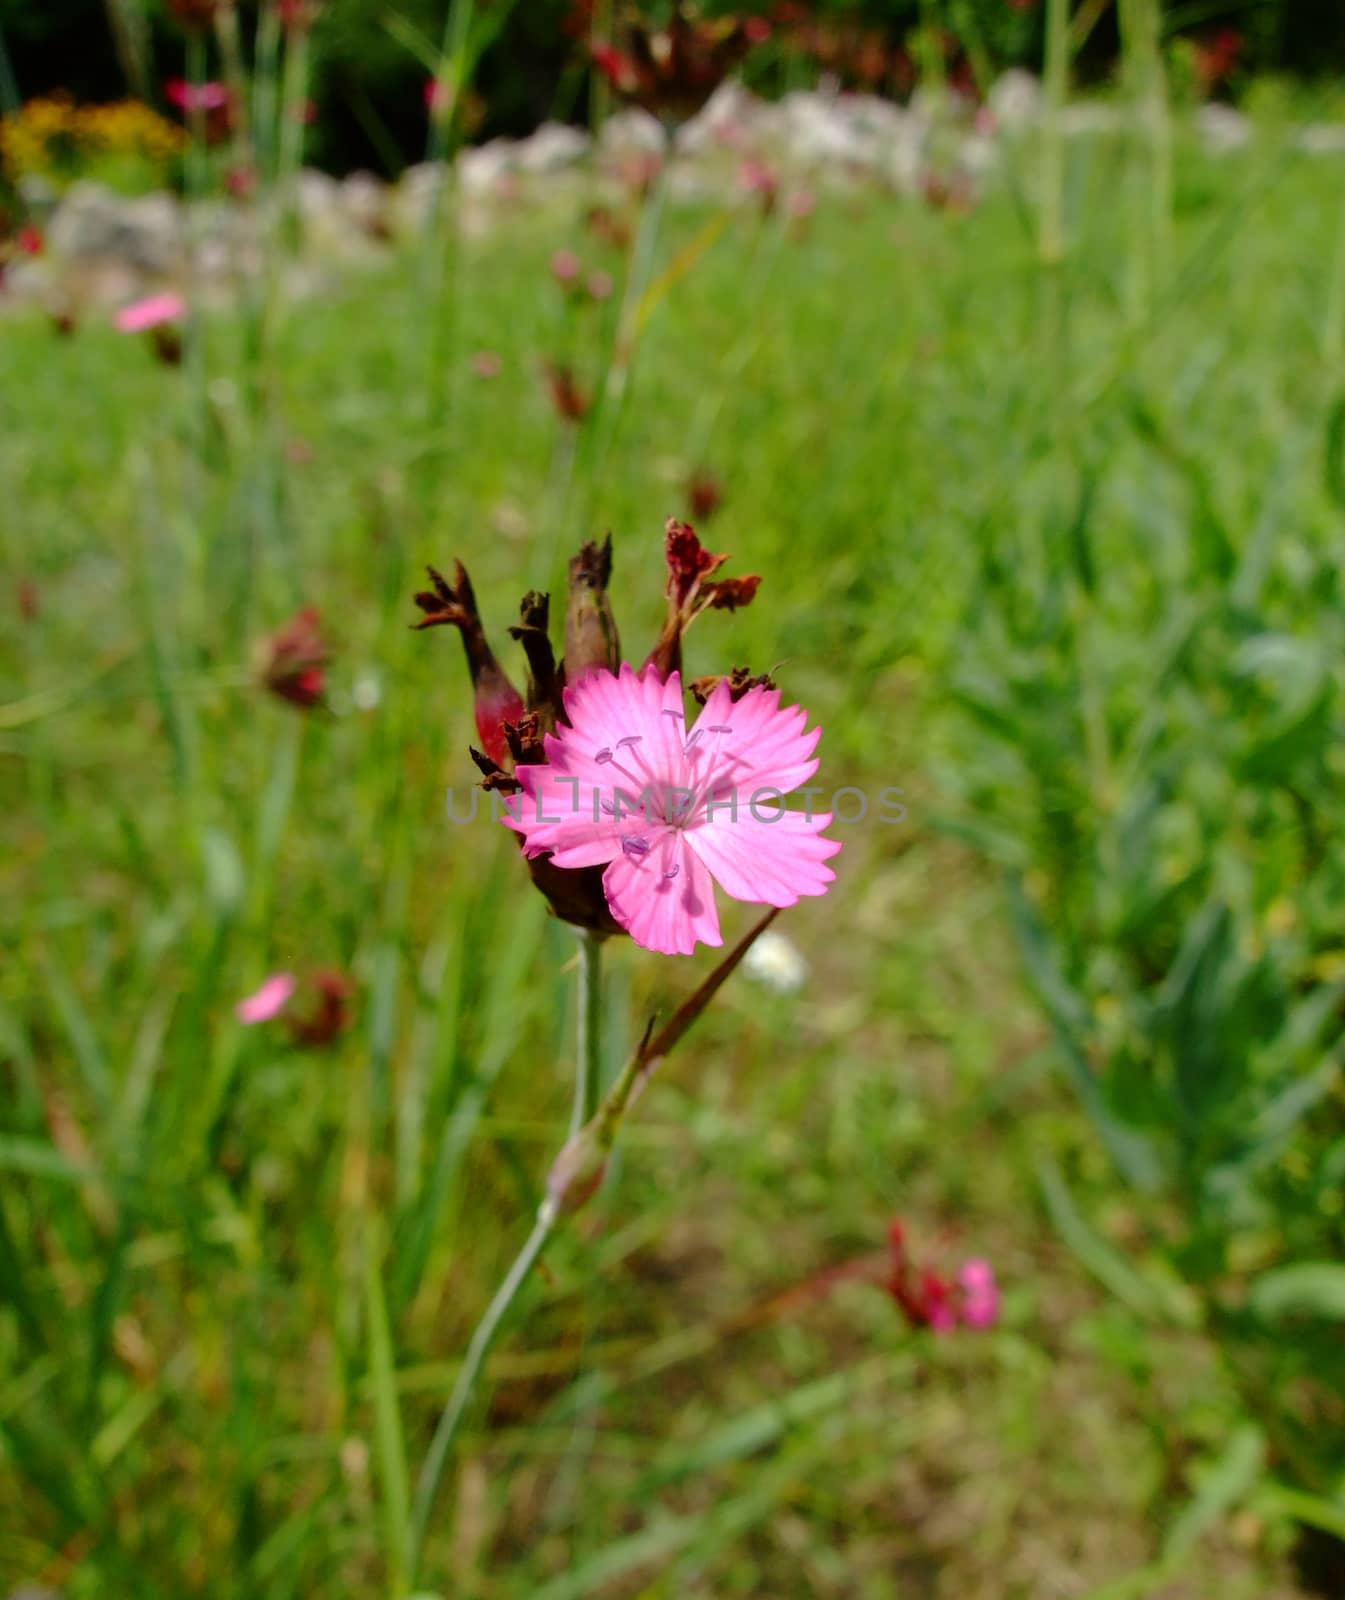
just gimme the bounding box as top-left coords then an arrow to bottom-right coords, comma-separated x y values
165,78 -> 230,113
550,248 -> 581,286
504,663 -> 839,956
886,1221 -> 1000,1332
587,270 -> 614,301
16,225 -> 43,256
470,350 -> 502,379
234,970 -> 352,1044
114,292 -> 185,334
958,1258 -> 1000,1328
738,156 -> 777,214
225,164 -> 256,201
236,973 -> 297,1024
787,188 -> 816,222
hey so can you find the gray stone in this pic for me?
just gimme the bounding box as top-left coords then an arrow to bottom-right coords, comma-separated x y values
676,81 -> 762,155
1297,122 -> 1345,155
1196,102 -> 1251,155
599,107 -> 667,157
47,182 -> 183,277
341,170 -> 391,239
514,121 -> 590,174
988,70 -> 1042,133
458,140 -> 517,196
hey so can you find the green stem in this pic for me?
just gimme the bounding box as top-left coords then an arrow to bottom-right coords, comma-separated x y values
407,1202 -> 557,1581
406,930 -> 604,1581
1324,179 -> 1345,365
571,931 -> 603,1136
1039,0 -> 1070,266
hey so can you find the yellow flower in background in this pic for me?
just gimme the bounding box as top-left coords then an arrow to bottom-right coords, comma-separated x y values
0,94 -> 183,191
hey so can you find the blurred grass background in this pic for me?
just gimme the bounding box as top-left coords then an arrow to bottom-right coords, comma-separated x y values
4,6 -> 1345,1594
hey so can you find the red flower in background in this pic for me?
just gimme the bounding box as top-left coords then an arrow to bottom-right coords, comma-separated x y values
886,1220 -> 1000,1333
164,78 -> 233,143
1193,28 -> 1242,94
259,606 -> 330,711
586,3 -> 771,120
687,468 -> 723,522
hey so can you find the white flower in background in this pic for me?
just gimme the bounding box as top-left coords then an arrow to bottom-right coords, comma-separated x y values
743,928 -> 809,994
352,670 -> 382,711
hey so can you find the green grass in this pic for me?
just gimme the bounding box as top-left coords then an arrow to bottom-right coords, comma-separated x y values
2,116 -> 1341,1596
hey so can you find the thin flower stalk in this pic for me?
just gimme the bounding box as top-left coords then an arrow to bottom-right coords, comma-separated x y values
407,907 -> 779,1582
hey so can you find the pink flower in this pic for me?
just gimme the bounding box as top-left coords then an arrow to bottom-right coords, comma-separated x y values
235,973 -> 297,1024
165,78 -> 230,113
550,248 -> 581,285
957,1258 -> 1000,1329
504,663 -> 839,956
886,1221 -> 1000,1332
587,270 -> 614,301
115,293 -> 185,334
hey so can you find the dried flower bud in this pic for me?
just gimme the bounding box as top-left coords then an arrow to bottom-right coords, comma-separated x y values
166,0 -> 223,29
469,746 -> 521,795
412,562 -> 525,767
508,590 -> 561,726
151,325 -> 183,367
260,606 -> 329,710
287,969 -> 351,1047
687,469 -> 723,522
646,518 -> 760,679
564,535 -> 621,683
688,665 -> 776,706
543,361 -> 589,424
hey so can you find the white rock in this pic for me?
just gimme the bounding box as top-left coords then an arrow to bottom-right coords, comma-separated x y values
1297,123 -> 1345,155
600,107 -> 667,157
458,139 -> 517,196
514,120 -> 591,173
988,69 -> 1042,132
295,169 -> 341,222
676,80 -> 762,155
1196,102 -> 1251,155
778,90 -> 874,167
341,170 -> 390,237
47,181 -> 183,276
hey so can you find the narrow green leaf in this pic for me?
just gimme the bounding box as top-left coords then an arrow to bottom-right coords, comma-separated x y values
1248,1262 -> 1345,1322
366,1245 -> 411,1593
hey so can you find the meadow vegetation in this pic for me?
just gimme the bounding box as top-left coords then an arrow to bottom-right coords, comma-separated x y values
3,36 -> 1345,1598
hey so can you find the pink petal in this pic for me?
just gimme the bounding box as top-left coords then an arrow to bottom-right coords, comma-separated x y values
554,663 -> 687,787
505,765 -> 635,868
689,678 -> 822,795
235,973 -> 297,1024
958,1258 -> 995,1290
115,293 -> 186,333
685,807 -> 839,908
505,665 -> 687,864
961,1295 -> 999,1330
603,832 -> 722,955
